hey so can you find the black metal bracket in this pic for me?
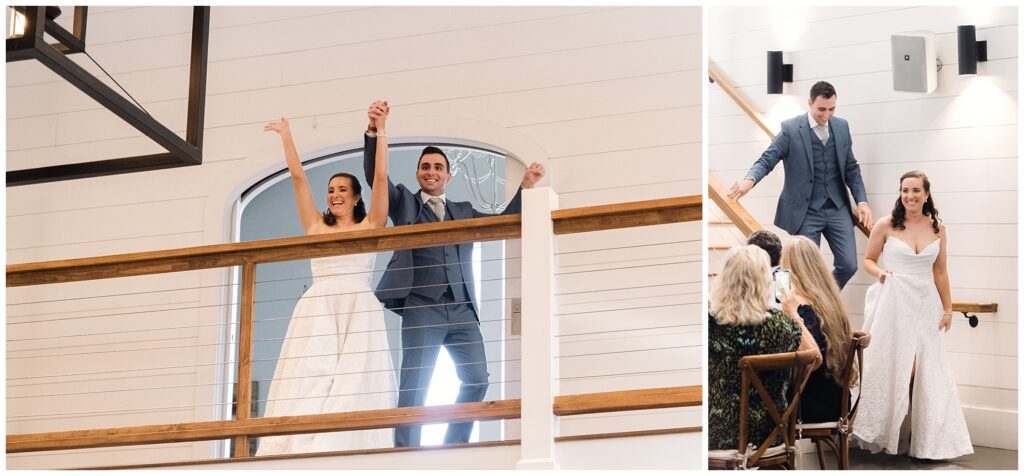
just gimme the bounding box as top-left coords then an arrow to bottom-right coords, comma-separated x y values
780,64 -> 793,83
976,40 -> 988,63
6,6 -> 210,186
961,312 -> 979,328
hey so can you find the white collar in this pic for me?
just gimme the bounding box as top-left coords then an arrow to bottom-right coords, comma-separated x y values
807,111 -> 828,130
420,191 -> 446,204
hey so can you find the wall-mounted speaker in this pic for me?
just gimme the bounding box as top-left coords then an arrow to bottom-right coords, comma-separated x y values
891,31 -> 937,93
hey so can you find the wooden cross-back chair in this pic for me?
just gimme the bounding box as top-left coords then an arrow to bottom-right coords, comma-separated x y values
708,349 -> 818,470
797,331 -> 871,470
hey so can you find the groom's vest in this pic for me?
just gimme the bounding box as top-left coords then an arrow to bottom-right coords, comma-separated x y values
809,123 -> 847,211
409,203 -> 471,303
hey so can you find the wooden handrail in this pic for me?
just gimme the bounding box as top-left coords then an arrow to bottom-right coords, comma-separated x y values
708,174 -> 761,237
6,216 -> 521,287
7,386 -> 701,453
553,386 -> 701,416
7,195 -> 701,287
551,196 -> 701,235
951,302 -> 998,313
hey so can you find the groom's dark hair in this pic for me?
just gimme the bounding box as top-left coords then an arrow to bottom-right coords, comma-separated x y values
809,81 -> 836,101
418,146 -> 451,171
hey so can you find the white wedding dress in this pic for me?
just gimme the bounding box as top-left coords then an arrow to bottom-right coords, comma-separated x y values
256,253 -> 397,456
851,237 -> 972,460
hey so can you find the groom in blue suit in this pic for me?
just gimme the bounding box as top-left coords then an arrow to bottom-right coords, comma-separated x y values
728,81 -> 873,289
363,101 -> 545,447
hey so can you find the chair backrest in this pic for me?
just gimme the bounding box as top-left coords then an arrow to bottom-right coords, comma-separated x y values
840,331 -> 871,427
737,349 -> 818,466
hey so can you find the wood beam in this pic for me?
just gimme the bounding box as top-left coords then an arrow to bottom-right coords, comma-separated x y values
554,386 -> 702,416
552,195 -> 701,235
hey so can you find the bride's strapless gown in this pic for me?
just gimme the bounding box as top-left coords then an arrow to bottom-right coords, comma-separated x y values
851,237 -> 972,460
256,253 -> 397,456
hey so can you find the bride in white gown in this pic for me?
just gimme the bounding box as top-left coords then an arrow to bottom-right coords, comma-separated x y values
256,101 -> 397,455
852,171 -> 972,460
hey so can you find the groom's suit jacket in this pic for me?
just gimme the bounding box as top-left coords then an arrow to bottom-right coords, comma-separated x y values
363,134 -> 523,316
745,114 -> 868,235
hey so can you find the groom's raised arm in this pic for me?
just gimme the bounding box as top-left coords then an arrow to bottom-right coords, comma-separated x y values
363,101 -> 401,210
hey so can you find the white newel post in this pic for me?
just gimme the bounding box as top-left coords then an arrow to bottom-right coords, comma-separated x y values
516,187 -> 559,470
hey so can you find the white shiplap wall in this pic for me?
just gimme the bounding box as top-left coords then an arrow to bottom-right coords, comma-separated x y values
709,6 -> 1018,451
6,6 -> 702,468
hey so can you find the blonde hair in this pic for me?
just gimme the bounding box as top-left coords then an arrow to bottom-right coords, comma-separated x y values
712,245 -> 774,326
781,236 -> 857,384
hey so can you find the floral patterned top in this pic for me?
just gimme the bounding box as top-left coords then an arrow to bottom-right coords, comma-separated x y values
708,309 -> 801,450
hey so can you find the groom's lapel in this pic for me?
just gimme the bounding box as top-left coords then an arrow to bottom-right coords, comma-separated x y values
798,119 -> 814,172
448,200 -> 472,220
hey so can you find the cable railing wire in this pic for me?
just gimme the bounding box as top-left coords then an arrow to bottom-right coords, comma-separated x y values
10,363 -> 701,422
8,333 -> 520,361
9,290 -> 693,347
6,276 -> 522,326
8,315 -> 515,353
8,356 -> 522,399
555,279 -> 701,296
5,256 -> 523,308
555,323 -> 700,338
7,378 -> 524,422
556,301 -> 697,318
557,345 -> 690,359
558,329 -> 700,346
554,260 -> 694,277
557,253 -> 699,269
557,366 -> 701,381
553,239 -> 699,256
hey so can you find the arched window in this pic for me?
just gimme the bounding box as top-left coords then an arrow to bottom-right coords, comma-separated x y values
228,141 -> 515,452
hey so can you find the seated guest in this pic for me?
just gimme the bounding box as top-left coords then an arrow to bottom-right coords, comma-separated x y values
747,229 -> 784,309
709,245 -> 821,450
780,236 -> 857,423
747,230 -> 783,272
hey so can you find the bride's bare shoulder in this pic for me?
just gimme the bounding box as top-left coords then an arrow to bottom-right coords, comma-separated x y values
873,216 -> 892,233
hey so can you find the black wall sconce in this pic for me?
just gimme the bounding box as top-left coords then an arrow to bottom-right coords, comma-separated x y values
957,25 -> 988,75
767,51 -> 793,94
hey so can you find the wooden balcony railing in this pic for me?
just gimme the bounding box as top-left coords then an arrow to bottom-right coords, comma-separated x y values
6,194 -> 702,463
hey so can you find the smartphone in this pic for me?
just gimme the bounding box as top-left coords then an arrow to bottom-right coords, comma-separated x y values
775,268 -> 791,302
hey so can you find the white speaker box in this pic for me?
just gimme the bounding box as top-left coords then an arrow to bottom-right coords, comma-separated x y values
891,31 -> 937,93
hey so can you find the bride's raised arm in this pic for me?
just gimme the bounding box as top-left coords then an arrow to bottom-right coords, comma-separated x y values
364,101 -> 390,229
265,118 -> 321,234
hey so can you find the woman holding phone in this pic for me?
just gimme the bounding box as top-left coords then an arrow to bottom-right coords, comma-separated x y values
779,236 -> 857,424
708,245 -> 820,451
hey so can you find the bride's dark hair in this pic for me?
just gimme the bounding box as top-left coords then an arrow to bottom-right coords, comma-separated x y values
322,173 -> 367,225
890,170 -> 940,234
